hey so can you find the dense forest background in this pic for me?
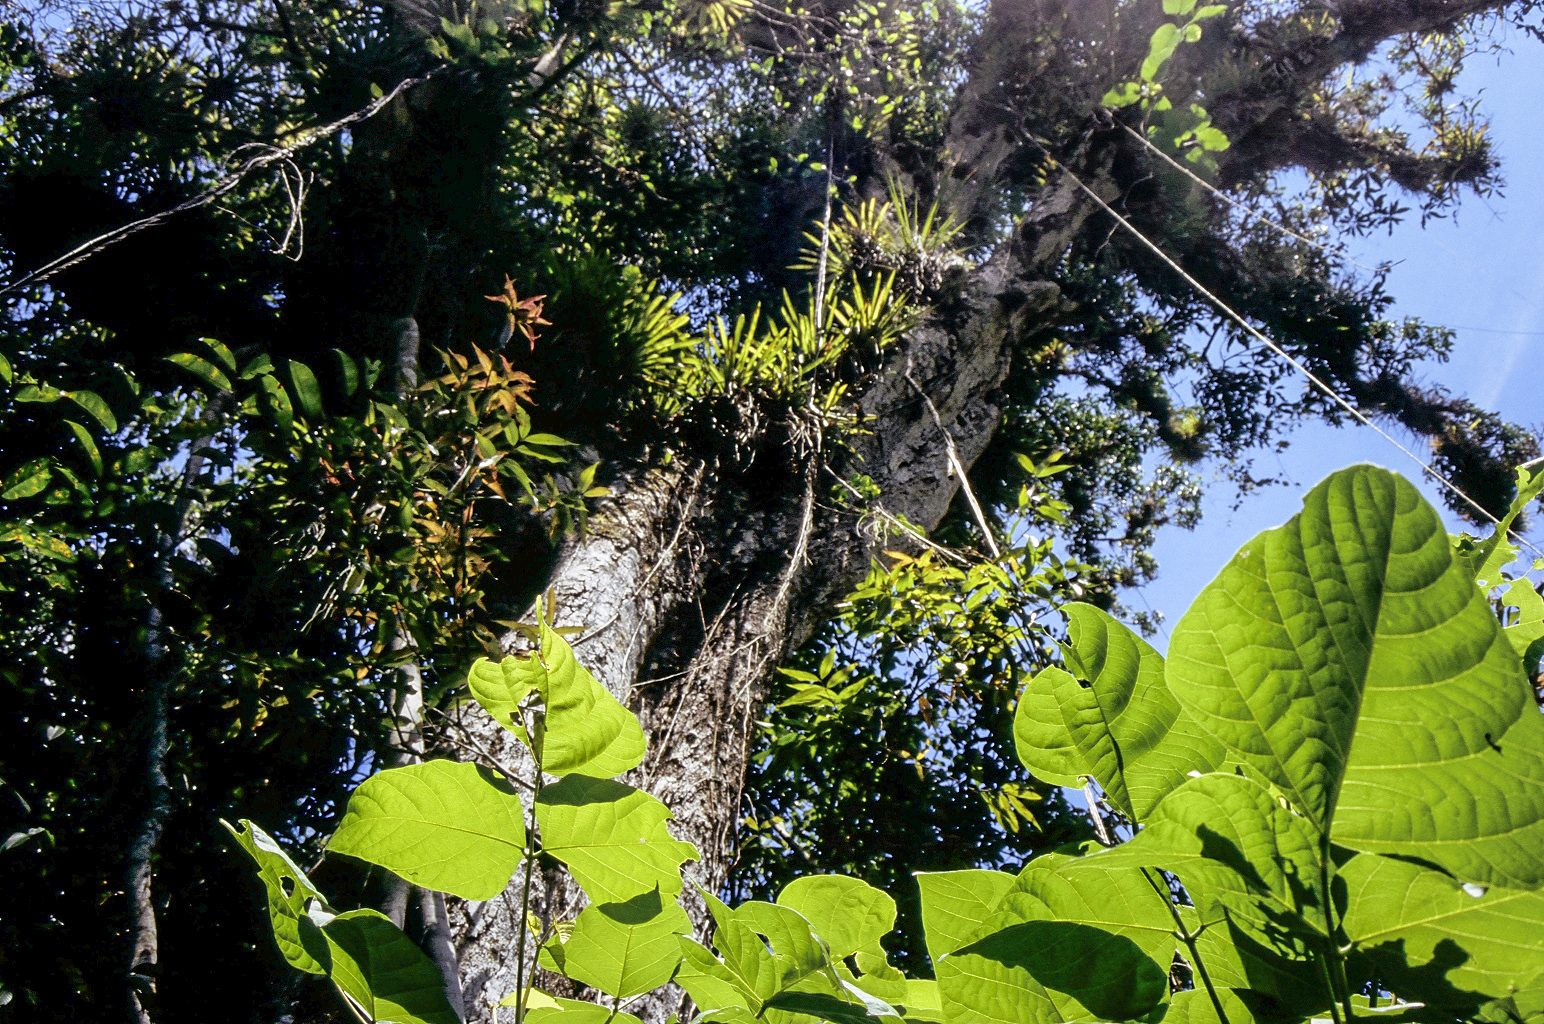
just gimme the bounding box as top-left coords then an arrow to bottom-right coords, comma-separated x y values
0,0 -> 1540,1022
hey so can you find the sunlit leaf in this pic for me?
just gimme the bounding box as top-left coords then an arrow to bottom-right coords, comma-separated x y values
222,819 -> 332,975
327,760 -> 525,901
536,775 -> 697,903
322,909 -> 460,1024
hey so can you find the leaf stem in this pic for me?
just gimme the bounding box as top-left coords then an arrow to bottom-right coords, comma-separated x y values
1316,839 -> 1356,1024
1140,867 -> 1231,1024
513,708 -> 543,1024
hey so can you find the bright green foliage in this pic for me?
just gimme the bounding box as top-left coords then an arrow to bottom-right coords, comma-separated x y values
540,888 -> 693,998
1100,772 -> 1325,936
327,761 -> 527,901
468,620 -> 645,776
1015,604 -> 1223,820
1169,467 -> 1544,888
1338,853 -> 1544,1008
322,909 -> 463,1024
1101,0 -> 1230,169
227,821 -> 460,1024
777,875 -> 897,959
932,856 -> 1176,1024
238,462 -> 1544,1024
531,624 -> 647,777
535,775 -> 698,903
915,870 -> 1016,963
223,819 -> 334,975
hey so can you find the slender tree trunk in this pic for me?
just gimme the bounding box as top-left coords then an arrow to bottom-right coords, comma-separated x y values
383,289 -> 471,1018
124,398 -> 230,1024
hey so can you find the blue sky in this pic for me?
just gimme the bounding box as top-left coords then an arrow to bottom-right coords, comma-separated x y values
1135,28 -> 1544,636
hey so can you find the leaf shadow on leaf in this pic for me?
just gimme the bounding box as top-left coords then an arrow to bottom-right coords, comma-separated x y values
1192,824 -> 1321,934
959,920 -> 1168,1021
1202,914 -> 1328,1006
1350,938 -> 1491,1020
601,886 -> 669,924
538,775 -> 630,807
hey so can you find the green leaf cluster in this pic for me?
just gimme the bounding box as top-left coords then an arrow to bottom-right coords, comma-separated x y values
243,462 -> 1544,1024
232,619 -> 700,1022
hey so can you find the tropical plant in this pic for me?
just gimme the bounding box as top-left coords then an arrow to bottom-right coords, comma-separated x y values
237,462 -> 1544,1024
7,0 -> 1544,1018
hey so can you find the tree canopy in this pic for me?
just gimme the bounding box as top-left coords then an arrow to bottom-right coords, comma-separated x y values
0,0 -> 1541,1022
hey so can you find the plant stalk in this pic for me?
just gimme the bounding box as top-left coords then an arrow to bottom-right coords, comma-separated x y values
1317,838 -> 1354,1024
513,707 -> 543,1024
1140,868 -> 1231,1024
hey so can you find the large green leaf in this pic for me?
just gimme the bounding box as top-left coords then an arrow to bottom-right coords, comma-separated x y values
934,944 -> 1058,1024
920,866 -> 1103,1024
915,870 -> 1015,964
679,935 -> 762,1014
1476,972 -> 1544,1024
1340,852 -> 1544,1010
544,888 -> 691,999
1094,772 -> 1325,938
1168,465 -> 1544,887
1060,604 -> 1225,821
1013,668 -> 1086,789
958,858 -> 1174,1023
535,774 -> 697,903
533,623 -> 646,777
778,874 -> 897,959
466,654 -> 538,735
678,895 -> 840,1018
223,819 -> 332,975
526,997 -> 640,1024
500,989 -> 643,1024
1050,665 -> 1135,817
1160,988 -> 1262,1024
705,892 -> 834,1003
1188,905 -> 1328,1008
327,761 -> 526,901
322,909 -> 460,1024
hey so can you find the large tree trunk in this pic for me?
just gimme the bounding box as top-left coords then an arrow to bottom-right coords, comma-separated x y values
440,200 -> 1084,1020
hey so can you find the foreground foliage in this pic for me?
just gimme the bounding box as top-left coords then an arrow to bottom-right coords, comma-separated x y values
238,462 -> 1544,1024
